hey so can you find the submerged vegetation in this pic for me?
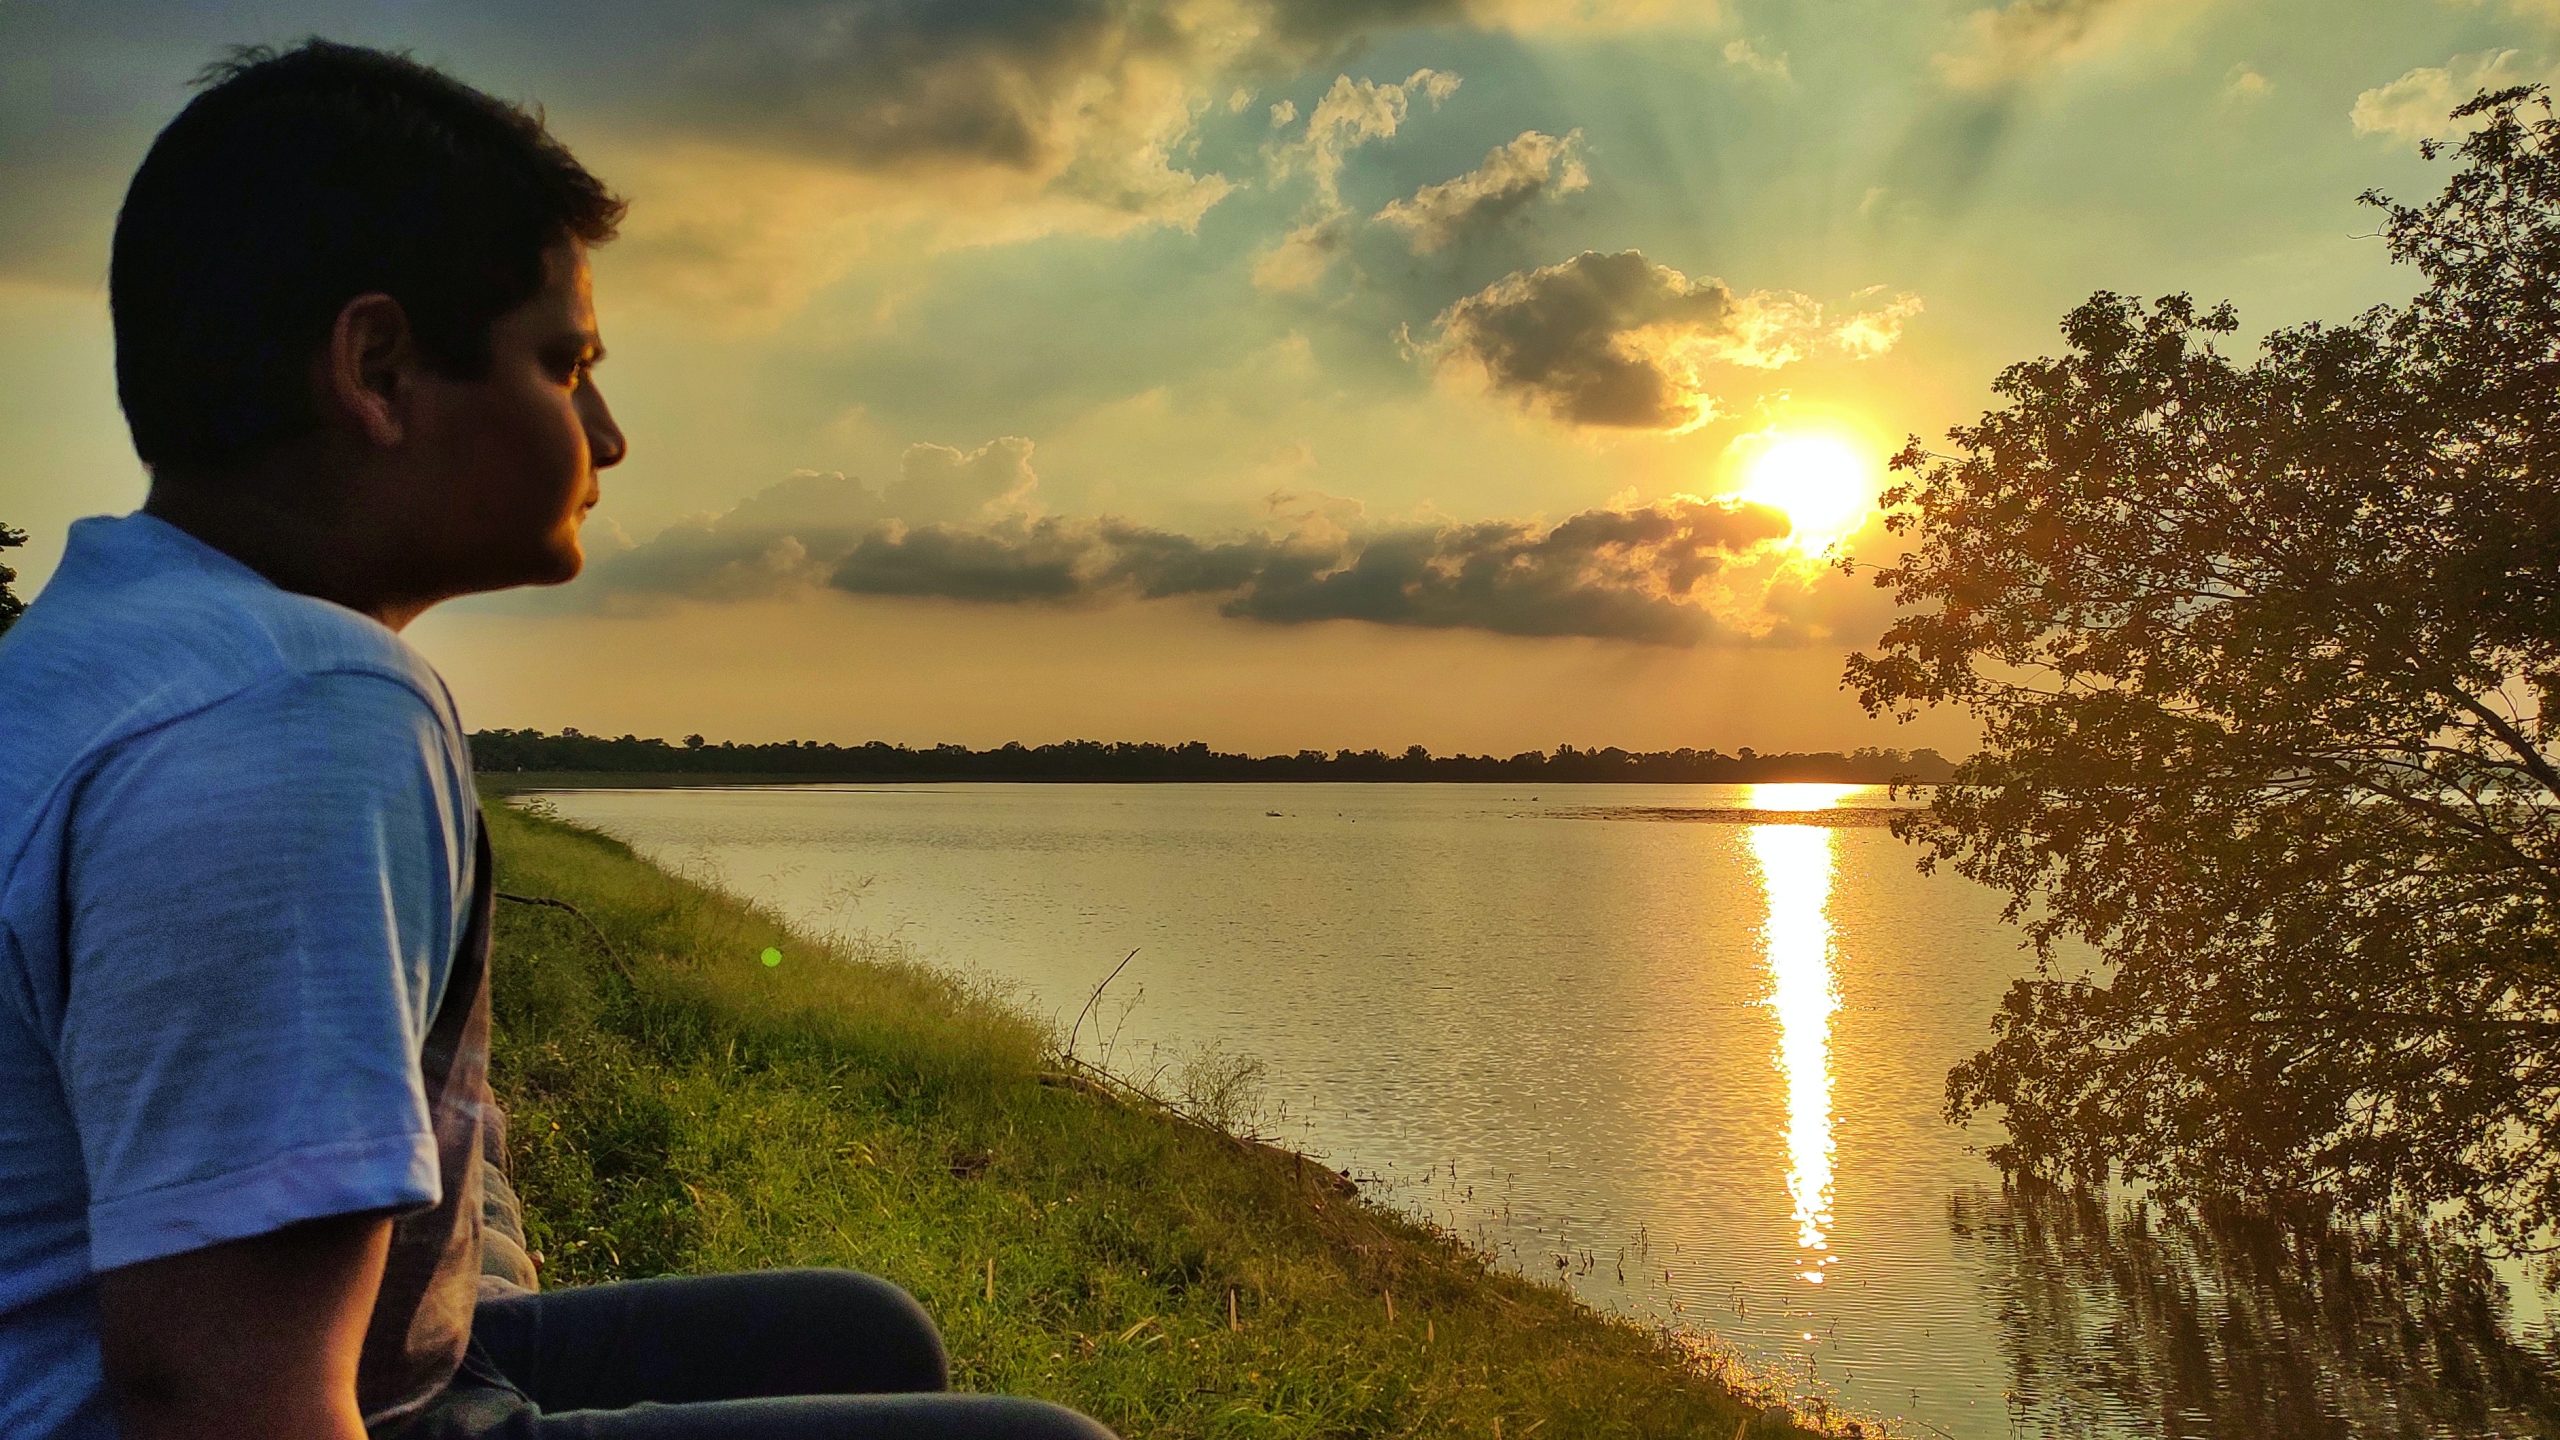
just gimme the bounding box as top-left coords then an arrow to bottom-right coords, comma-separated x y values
479,785 -> 1826,1438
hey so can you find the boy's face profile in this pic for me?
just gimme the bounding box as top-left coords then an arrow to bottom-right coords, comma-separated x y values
403,239 -> 625,594
378,237 -> 629,599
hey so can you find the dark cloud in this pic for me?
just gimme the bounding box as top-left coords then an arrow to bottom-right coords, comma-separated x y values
700,0 -> 1127,170
588,438 -> 1040,599
1373,129 -> 1588,255
1424,250 -> 1746,429
627,0 -> 1231,235
671,1 -> 1151,168
827,516 -> 1305,606
1423,250 -> 1918,430
0,0 -> 1686,295
1263,0 -> 1476,58
586,519 -> 823,602
530,0 -> 1675,235
668,0 -> 1543,168
1092,521 -> 1295,598
516,0 -> 1644,237
1256,0 -> 1675,63
1214,498 -> 1791,643
601,454 -> 1796,643
832,520 -> 1096,601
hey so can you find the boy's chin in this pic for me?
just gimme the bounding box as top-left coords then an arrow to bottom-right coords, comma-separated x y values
531,541 -> 585,586
502,534 -> 585,589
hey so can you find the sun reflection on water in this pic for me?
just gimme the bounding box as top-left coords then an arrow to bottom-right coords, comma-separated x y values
1747,783 -> 1844,1285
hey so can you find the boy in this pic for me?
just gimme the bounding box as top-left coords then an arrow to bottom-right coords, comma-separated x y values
0,39 -> 1113,1440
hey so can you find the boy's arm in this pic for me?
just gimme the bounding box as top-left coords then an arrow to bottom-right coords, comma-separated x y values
61,669 -> 475,1428
96,1210 -> 392,1440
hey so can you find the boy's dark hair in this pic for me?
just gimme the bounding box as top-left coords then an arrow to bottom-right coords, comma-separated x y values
111,39 -> 625,473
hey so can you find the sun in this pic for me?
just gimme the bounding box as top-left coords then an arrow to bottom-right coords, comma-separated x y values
1737,433 -> 1875,555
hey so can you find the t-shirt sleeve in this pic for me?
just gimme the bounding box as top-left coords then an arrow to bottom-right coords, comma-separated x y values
59,668 -> 476,1274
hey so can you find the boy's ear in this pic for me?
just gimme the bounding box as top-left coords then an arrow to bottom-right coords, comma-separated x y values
318,292 -> 414,450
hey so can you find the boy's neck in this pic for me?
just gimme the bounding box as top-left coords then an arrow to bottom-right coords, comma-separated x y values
142,478 -> 435,633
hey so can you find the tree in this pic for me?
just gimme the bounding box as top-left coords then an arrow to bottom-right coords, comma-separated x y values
0,521 -> 25,639
1846,88 -> 2560,1254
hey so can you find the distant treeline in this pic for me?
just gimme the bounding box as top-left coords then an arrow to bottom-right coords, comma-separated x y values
469,729 -> 1958,784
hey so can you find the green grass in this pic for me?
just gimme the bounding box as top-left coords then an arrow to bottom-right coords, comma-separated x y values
480,785 -> 1832,1438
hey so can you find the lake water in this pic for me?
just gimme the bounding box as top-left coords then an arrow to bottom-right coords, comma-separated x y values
521,781 -> 2560,1438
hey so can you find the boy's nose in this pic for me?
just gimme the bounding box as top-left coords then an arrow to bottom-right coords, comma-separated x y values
585,391 -> 627,469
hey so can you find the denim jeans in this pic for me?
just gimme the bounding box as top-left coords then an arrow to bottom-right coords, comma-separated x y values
373,1269 -> 1117,1439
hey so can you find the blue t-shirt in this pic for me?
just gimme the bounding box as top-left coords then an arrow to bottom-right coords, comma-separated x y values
0,511 -> 484,1437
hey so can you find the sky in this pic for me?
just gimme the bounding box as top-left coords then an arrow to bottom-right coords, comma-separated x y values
0,0 -> 2543,754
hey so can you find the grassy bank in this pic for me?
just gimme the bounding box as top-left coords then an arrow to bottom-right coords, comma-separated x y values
480,784 -> 1829,1438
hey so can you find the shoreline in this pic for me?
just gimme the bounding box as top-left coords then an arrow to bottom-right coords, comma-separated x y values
479,780 -> 1842,1437
482,769 -> 1936,795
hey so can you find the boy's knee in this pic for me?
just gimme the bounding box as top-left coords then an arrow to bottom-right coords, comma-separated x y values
787,1267 -> 949,1392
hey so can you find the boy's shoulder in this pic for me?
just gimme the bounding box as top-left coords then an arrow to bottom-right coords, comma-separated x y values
0,512 -> 465,860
